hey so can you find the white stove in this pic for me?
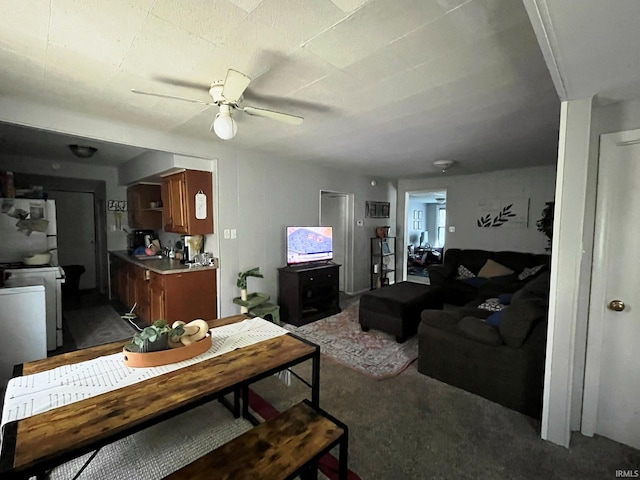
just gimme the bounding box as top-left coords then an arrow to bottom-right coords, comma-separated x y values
2,265 -> 65,350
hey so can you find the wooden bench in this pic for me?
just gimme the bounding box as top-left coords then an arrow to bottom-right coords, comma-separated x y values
164,400 -> 348,480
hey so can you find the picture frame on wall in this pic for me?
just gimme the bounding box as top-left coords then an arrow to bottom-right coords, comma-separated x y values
366,201 -> 391,218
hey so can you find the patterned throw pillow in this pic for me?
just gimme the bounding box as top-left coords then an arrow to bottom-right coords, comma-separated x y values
518,264 -> 545,281
477,298 -> 506,312
457,265 -> 475,279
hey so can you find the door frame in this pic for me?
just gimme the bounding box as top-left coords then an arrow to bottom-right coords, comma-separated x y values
319,190 -> 354,294
14,173 -> 108,294
403,189 -> 447,281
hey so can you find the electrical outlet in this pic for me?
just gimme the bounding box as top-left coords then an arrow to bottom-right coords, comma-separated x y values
224,229 -> 230,239
230,229 -> 237,239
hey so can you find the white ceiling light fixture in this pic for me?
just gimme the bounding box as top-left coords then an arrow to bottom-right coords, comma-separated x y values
433,160 -> 455,172
69,144 -> 97,158
212,105 -> 237,140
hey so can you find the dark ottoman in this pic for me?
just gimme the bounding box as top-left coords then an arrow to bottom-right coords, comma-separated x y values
359,282 -> 443,342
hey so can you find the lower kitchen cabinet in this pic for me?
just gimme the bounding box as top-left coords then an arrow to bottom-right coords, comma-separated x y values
150,270 -> 217,324
149,272 -> 165,322
109,254 -> 217,325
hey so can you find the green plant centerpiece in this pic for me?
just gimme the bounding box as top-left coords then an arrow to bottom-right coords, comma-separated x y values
124,320 -> 185,353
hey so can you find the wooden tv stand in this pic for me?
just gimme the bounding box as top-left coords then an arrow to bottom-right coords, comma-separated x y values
278,263 -> 341,326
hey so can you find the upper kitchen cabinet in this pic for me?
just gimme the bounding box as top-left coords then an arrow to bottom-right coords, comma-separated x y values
162,170 -> 213,235
127,184 -> 162,230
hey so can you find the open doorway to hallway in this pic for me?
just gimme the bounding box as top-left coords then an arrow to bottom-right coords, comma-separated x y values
404,189 -> 447,284
320,190 -> 353,294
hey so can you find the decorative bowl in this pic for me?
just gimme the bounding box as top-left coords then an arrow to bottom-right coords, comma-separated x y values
123,334 -> 212,368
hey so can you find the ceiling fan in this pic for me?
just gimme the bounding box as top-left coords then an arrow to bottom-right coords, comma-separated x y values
131,69 -> 303,140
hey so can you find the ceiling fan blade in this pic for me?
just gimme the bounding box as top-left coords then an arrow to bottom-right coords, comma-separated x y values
243,106 -> 304,125
221,69 -> 251,103
151,75 -> 210,91
131,89 -> 215,106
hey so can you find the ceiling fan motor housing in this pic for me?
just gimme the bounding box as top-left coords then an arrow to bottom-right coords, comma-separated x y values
209,82 -> 228,104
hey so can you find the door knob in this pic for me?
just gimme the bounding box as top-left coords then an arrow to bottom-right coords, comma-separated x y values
608,300 -> 625,312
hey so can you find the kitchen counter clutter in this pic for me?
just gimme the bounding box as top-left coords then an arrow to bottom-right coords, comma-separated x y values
109,251 -> 217,326
109,250 -> 217,275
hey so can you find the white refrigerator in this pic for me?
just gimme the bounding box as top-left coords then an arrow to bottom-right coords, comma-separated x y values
0,198 -> 65,350
0,278 -> 47,391
0,198 -> 58,264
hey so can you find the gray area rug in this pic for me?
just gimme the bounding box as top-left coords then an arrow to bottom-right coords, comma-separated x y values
64,305 -> 138,349
48,401 -> 254,479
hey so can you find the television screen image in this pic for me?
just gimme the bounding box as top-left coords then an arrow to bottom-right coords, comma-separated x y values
287,226 -> 333,265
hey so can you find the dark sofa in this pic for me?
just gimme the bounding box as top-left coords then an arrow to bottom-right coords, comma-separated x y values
426,248 -> 550,306
418,272 -> 550,418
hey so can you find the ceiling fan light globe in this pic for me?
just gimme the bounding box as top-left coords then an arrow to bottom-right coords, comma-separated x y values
213,112 -> 237,140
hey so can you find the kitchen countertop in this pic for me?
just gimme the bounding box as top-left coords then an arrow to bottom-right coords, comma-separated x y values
109,250 -> 217,275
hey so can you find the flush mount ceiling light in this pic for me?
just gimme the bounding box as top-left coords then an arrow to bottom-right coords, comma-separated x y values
433,160 -> 455,172
69,144 -> 97,158
211,104 -> 238,140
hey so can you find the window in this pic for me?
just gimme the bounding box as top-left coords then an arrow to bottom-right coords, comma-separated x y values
437,207 -> 446,247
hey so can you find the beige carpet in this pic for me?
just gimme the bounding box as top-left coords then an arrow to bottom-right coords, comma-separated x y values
64,305 -> 138,349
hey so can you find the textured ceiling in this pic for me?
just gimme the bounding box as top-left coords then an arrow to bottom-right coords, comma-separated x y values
0,0 -> 562,177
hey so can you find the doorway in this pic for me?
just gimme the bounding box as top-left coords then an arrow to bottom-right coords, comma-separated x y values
320,191 -> 353,293
47,191 -> 96,290
404,190 -> 447,283
14,172 -> 108,294
582,129 -> 640,450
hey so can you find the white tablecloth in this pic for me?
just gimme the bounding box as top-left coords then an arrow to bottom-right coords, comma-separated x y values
1,318 -> 288,448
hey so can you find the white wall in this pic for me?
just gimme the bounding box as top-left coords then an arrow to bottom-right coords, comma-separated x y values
215,150 -> 396,317
398,166 -> 557,257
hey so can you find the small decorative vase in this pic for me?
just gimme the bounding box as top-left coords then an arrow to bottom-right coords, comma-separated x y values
143,333 -> 169,352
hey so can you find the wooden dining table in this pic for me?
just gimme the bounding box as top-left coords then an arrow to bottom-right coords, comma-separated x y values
0,314 -> 320,480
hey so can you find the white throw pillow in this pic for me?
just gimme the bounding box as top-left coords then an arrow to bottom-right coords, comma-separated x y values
457,264 -> 475,279
518,264 -> 545,281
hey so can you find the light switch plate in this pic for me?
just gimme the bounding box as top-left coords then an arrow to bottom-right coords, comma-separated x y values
230,229 -> 237,239
224,229 -> 230,239
449,226 -> 455,232
356,220 -> 364,226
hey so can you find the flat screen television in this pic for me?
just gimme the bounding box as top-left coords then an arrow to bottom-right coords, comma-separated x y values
286,226 -> 333,265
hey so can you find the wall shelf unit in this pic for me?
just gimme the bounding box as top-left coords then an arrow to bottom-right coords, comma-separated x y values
370,237 -> 395,290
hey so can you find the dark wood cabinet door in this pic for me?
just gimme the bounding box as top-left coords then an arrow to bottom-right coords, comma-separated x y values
162,174 -> 188,233
163,270 -> 217,322
161,170 -> 213,235
149,273 -> 165,323
169,174 -> 188,233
